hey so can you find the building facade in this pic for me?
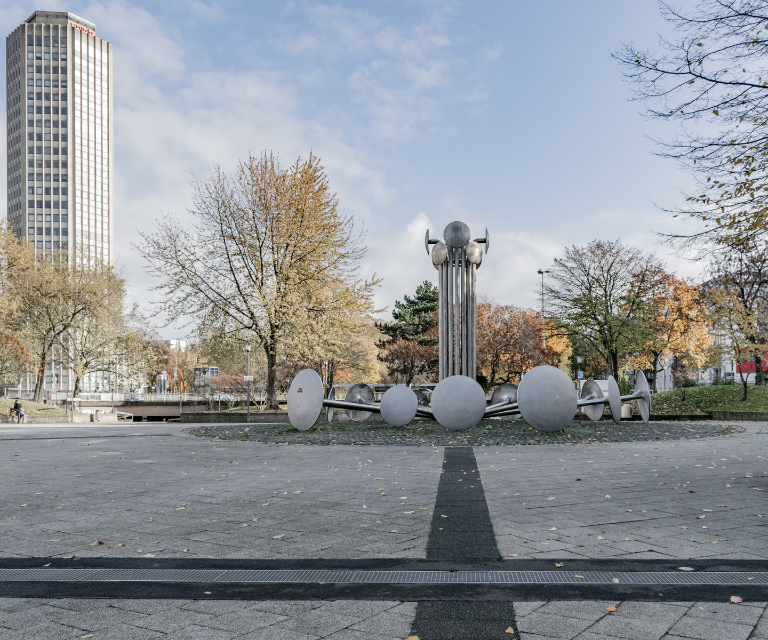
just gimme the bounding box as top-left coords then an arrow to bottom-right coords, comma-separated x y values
6,10 -> 113,263
5,11 -> 114,396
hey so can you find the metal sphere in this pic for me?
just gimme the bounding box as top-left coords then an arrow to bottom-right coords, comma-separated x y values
380,385 -> 418,427
443,221 -> 471,248
517,365 -> 577,432
490,383 -> 518,407
580,379 -> 604,422
344,383 -> 376,421
431,375 -> 487,431
466,241 -> 483,266
287,368 -> 324,431
431,241 -> 448,268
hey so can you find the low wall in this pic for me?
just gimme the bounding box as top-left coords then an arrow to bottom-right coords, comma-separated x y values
708,410 -> 768,421
181,412 -> 291,424
0,414 -> 72,424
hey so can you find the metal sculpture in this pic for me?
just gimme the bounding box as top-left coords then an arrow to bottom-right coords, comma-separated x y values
425,221 -> 489,380
286,366 -> 652,432
286,218 -> 654,434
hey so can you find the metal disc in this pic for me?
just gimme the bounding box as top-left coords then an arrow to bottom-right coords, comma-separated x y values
466,241 -> 483,266
634,370 -> 651,424
431,375 -> 487,431
443,221 -> 471,248
431,241 -> 448,269
490,383 -> 518,407
517,365 -> 577,432
380,385 -> 418,427
325,385 -> 335,423
413,389 -> 430,407
580,379 -> 604,422
287,369 -> 323,431
485,227 -> 490,254
607,375 -> 621,424
344,383 -> 375,421
425,229 -> 430,255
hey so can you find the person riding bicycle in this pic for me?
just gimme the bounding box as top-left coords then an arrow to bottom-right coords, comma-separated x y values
11,400 -> 26,423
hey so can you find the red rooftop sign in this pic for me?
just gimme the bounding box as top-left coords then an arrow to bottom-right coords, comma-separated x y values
70,22 -> 95,36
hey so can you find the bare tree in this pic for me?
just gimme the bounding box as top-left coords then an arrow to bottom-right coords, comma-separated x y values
614,0 -> 768,247
138,152 -> 378,409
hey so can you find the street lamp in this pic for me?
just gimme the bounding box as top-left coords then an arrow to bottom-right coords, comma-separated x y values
245,342 -> 252,424
537,269 -> 550,348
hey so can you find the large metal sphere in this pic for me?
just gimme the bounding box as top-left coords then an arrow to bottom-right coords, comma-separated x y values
580,379 -> 604,422
431,241 -> 448,269
344,383 -> 375,421
431,375 -> 487,431
490,383 -> 518,406
517,365 -> 577,432
607,375 -> 621,425
380,385 -> 418,427
466,241 -> 483,266
443,221 -> 471,248
287,369 -> 324,431
634,370 -> 651,424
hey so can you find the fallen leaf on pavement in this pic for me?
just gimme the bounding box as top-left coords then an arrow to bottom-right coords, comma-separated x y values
406,636 -> 419,640
42,563 -> 51,567
549,527 -> 557,531
612,578 -> 620,583
142,553 -> 156,558
90,541 -> 104,546
730,596 -> 743,603
272,534 -> 285,539
696,515 -> 706,519
547,497 -> 556,500
117,544 -> 125,547
555,563 -> 564,568
505,627 -> 515,634
252,518 -> 258,522
606,606 -> 617,612
574,574 -> 585,579
597,536 -> 604,540
678,567 -> 694,571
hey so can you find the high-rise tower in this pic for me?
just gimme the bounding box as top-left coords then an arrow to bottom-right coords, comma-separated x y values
5,11 -> 113,265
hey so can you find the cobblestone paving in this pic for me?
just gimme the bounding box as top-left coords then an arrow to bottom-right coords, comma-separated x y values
185,419 -> 744,446
0,422 -> 766,639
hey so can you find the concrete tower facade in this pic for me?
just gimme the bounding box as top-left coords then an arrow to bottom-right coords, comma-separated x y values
5,10 -> 113,265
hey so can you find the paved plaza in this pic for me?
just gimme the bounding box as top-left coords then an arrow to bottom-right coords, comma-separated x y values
0,421 -> 766,639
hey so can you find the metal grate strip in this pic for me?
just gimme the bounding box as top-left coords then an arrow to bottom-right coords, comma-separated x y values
0,569 -> 766,585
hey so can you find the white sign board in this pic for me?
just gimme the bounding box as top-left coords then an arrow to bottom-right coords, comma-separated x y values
243,376 -> 254,382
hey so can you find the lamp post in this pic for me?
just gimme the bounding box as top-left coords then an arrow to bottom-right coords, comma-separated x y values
537,269 -> 550,348
245,342 -> 252,424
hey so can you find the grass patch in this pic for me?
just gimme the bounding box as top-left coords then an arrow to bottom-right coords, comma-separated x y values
0,398 -> 67,416
652,384 -> 768,414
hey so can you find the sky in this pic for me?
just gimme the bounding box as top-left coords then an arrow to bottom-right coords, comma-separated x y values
1,0 -> 704,338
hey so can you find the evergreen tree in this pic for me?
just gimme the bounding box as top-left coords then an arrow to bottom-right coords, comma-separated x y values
376,281 -> 438,345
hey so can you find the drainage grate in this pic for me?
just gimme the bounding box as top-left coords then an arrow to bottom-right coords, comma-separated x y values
1,569 -> 766,585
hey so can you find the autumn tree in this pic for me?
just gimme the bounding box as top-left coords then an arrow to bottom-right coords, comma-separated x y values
706,240 -> 768,384
376,282 -> 439,384
138,152 -> 378,409
633,272 -> 713,391
545,240 -> 665,377
615,0 -> 768,247
706,283 -> 767,400
476,301 -> 566,389
0,331 -> 32,394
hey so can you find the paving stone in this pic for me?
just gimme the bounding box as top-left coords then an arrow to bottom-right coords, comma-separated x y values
515,610 -> 596,638
668,614 -> 754,640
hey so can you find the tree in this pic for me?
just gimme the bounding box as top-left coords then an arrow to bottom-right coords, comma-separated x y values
138,152 -> 378,409
0,331 -> 32,394
614,0 -> 768,247
545,240 -> 665,377
632,272 -> 713,390
706,240 -> 768,383
475,301 -> 566,389
376,282 -> 439,384
706,283 -> 767,399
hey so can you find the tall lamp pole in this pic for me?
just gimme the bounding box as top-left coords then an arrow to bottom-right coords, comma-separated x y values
245,342 -> 252,424
537,269 -> 550,349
